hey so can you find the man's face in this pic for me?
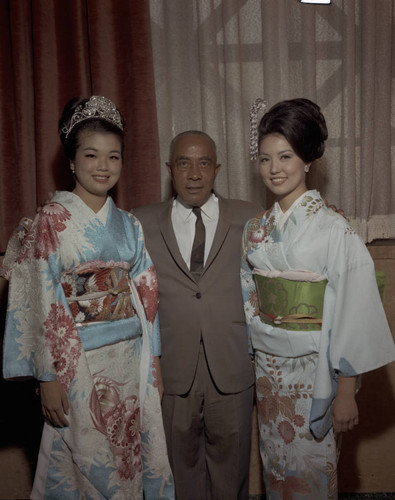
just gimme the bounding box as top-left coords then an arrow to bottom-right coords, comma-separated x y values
166,134 -> 221,207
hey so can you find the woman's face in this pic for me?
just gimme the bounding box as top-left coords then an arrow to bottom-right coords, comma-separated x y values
259,133 -> 309,211
71,130 -> 123,211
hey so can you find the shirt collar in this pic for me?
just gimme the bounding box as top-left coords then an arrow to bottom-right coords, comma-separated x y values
173,193 -> 218,221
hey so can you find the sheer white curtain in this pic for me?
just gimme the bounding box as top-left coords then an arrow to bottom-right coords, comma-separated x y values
149,0 -> 395,242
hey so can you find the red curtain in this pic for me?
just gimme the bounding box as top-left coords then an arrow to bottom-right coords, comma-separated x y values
0,0 -> 161,253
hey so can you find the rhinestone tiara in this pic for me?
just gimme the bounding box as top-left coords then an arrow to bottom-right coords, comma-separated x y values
61,95 -> 124,138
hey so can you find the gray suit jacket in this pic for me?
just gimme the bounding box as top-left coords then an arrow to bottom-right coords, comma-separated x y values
133,195 -> 261,395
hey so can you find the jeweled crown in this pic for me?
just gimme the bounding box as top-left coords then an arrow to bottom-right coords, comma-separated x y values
61,95 -> 124,138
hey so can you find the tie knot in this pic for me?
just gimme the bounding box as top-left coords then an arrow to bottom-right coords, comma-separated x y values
192,206 -> 202,219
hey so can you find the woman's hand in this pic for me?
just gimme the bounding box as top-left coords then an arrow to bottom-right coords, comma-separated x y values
332,376 -> 358,433
40,379 -> 70,427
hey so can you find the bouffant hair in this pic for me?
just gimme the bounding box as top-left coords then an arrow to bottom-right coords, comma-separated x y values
258,98 -> 328,163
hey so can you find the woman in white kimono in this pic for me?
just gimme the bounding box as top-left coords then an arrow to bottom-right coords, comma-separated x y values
241,98 -> 395,499
2,96 -> 174,499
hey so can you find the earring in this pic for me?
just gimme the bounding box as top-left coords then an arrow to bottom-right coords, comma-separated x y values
70,166 -> 75,174
304,164 -> 310,173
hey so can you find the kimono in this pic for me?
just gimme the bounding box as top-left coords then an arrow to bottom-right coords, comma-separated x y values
2,191 -> 174,500
241,190 -> 395,500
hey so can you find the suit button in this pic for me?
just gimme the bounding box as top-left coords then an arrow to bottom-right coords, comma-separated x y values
195,292 -> 202,299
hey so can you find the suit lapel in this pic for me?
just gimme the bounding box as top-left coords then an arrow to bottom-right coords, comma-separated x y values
202,196 -> 231,276
159,199 -> 192,277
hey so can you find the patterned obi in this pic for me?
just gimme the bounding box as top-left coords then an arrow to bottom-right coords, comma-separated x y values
61,264 -> 136,326
253,271 -> 328,331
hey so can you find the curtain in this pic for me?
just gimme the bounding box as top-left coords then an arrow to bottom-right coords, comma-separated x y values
149,0 -> 395,242
0,0 -> 161,253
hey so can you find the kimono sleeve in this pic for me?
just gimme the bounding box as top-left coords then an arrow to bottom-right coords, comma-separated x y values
241,217 -> 262,357
1,217 -> 33,279
324,220 -> 395,376
3,204 -> 83,390
128,214 -> 161,357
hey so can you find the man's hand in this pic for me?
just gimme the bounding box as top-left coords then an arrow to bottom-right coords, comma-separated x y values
40,379 -> 70,427
323,198 -> 349,221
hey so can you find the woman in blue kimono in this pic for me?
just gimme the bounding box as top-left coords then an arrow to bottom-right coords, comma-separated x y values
2,96 -> 174,499
242,98 -> 395,499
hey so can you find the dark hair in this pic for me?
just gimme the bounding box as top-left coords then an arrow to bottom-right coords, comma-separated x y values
258,98 -> 328,163
58,96 -> 125,161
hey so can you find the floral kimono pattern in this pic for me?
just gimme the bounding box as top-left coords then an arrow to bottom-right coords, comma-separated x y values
2,192 -> 174,499
241,190 -> 395,500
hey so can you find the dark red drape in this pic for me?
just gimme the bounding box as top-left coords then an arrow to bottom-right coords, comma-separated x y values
0,0 -> 161,253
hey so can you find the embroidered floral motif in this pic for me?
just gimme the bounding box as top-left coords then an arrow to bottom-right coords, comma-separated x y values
277,420 -> 295,444
152,356 -> 159,389
248,290 -> 259,317
44,303 -> 82,390
255,353 -> 337,498
17,204 -> 70,262
293,414 -> 305,428
255,277 -> 289,318
345,225 -> 356,235
301,195 -> 324,218
135,265 -> 158,324
250,226 -> 267,243
62,264 -> 135,324
90,374 -> 142,481
265,213 -> 276,236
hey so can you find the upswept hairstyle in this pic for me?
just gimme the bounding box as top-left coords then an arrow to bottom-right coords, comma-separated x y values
258,98 -> 328,163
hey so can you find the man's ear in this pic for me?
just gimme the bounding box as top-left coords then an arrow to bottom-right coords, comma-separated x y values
166,162 -> 173,177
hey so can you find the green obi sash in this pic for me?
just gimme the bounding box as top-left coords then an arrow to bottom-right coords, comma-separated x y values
376,271 -> 386,302
253,274 -> 327,331
253,271 -> 386,332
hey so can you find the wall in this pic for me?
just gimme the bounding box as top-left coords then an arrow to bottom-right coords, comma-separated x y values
1,243 -> 394,498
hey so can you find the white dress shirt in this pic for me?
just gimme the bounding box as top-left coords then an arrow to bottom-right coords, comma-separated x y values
171,194 -> 219,269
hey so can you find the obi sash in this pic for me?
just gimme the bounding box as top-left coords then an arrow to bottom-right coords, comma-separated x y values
61,264 -> 136,326
253,271 -> 327,331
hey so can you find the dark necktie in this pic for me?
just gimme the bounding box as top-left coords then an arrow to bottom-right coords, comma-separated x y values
190,206 -> 205,277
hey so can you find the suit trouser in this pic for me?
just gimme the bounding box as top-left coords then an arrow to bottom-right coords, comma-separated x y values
161,342 -> 254,500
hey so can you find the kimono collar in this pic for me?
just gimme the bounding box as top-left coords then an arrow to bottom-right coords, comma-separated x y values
274,190 -> 322,230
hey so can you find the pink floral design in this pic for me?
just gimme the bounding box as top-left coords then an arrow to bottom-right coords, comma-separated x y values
152,356 -> 159,388
294,414 -> 305,428
68,302 -> 80,318
249,226 -> 266,243
249,289 -> 259,316
277,420 -> 296,444
90,375 -> 142,481
17,204 -> 70,263
135,265 -> 158,324
44,303 -> 82,391
106,397 -> 140,449
62,281 -> 74,298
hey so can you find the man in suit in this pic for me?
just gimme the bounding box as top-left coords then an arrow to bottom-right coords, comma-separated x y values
133,131 -> 261,500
